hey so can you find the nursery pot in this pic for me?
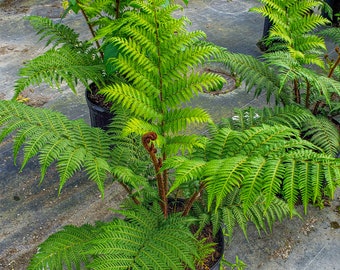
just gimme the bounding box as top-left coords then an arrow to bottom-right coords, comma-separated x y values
85,86 -> 114,131
168,199 -> 225,269
207,225 -> 225,270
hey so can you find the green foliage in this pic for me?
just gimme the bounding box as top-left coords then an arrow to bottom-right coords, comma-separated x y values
318,26 -> 340,46
216,48 -> 340,111
0,101 -> 112,194
302,115 -> 340,155
14,46 -> 105,96
28,204 -> 203,270
28,15 -> 82,48
28,224 -> 96,270
251,0 -> 329,66
191,189 -> 294,241
2,0 -> 340,269
217,0 -> 340,121
164,122 -> 340,215
13,0 -> 134,99
220,105 -> 340,156
99,0 -> 224,154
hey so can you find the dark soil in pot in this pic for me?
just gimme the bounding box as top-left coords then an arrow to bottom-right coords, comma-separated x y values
85,83 -> 114,130
168,199 -> 225,269
192,224 -> 225,270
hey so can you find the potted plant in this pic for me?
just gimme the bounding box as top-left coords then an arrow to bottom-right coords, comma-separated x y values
13,0 -> 135,129
1,0 -> 339,269
217,0 -> 340,156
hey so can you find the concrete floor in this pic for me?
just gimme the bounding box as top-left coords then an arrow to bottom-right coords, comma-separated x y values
0,0 -> 339,269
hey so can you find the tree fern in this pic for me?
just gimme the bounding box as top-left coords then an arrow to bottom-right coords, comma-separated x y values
215,49 -> 282,102
216,0 -> 340,120
3,0 -> 340,268
99,0 -> 225,155
251,0 -> 329,66
12,0 -> 133,99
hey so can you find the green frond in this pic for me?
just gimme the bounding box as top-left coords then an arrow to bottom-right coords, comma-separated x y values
27,15 -> 83,49
229,206 -> 249,237
87,204 -> 201,270
298,160 -> 314,213
310,162 -> 323,204
163,107 -> 212,134
14,47 -> 104,98
235,124 -> 302,156
216,50 -> 281,101
302,116 -> 340,155
166,157 -> 206,194
298,68 -> 340,105
0,100 -> 112,195
318,27 -> 340,46
282,159 -> 300,214
261,158 -> 285,208
240,157 -> 266,213
213,189 -> 293,240
122,117 -> 162,138
204,156 -> 248,211
98,0 -> 224,144
164,134 -> 206,156
205,127 -> 240,159
254,105 -> 313,129
28,204 -> 205,270
57,147 -> 87,191
110,165 -> 148,189
258,195 -> 295,230
324,164 -> 340,198
251,0 -> 328,67
28,224 -> 96,270
84,156 -> 111,193
163,71 -> 225,108
100,83 -> 161,120
200,122 -> 340,217
224,105 -> 313,131
77,0 -> 118,19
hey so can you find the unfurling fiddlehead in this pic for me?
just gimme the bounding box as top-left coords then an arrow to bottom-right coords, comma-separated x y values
142,132 -> 168,217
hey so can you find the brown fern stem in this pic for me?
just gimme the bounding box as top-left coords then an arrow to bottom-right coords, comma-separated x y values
142,132 -> 168,217
120,182 -> 140,205
153,7 -> 169,215
115,0 -> 120,19
313,47 -> 340,114
305,79 -> 310,109
293,79 -> 300,104
328,47 -> 340,79
182,183 -> 205,217
77,1 -> 104,60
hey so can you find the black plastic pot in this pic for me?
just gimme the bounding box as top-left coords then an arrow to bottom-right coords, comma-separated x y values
210,227 -> 225,270
168,198 -> 225,269
85,88 -> 114,130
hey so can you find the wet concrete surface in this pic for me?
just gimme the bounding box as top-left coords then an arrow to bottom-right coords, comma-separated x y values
0,0 -> 339,269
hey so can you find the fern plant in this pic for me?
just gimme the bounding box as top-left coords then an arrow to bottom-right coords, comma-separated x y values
1,0 -> 340,269
13,0 -> 135,99
215,0 -> 340,156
